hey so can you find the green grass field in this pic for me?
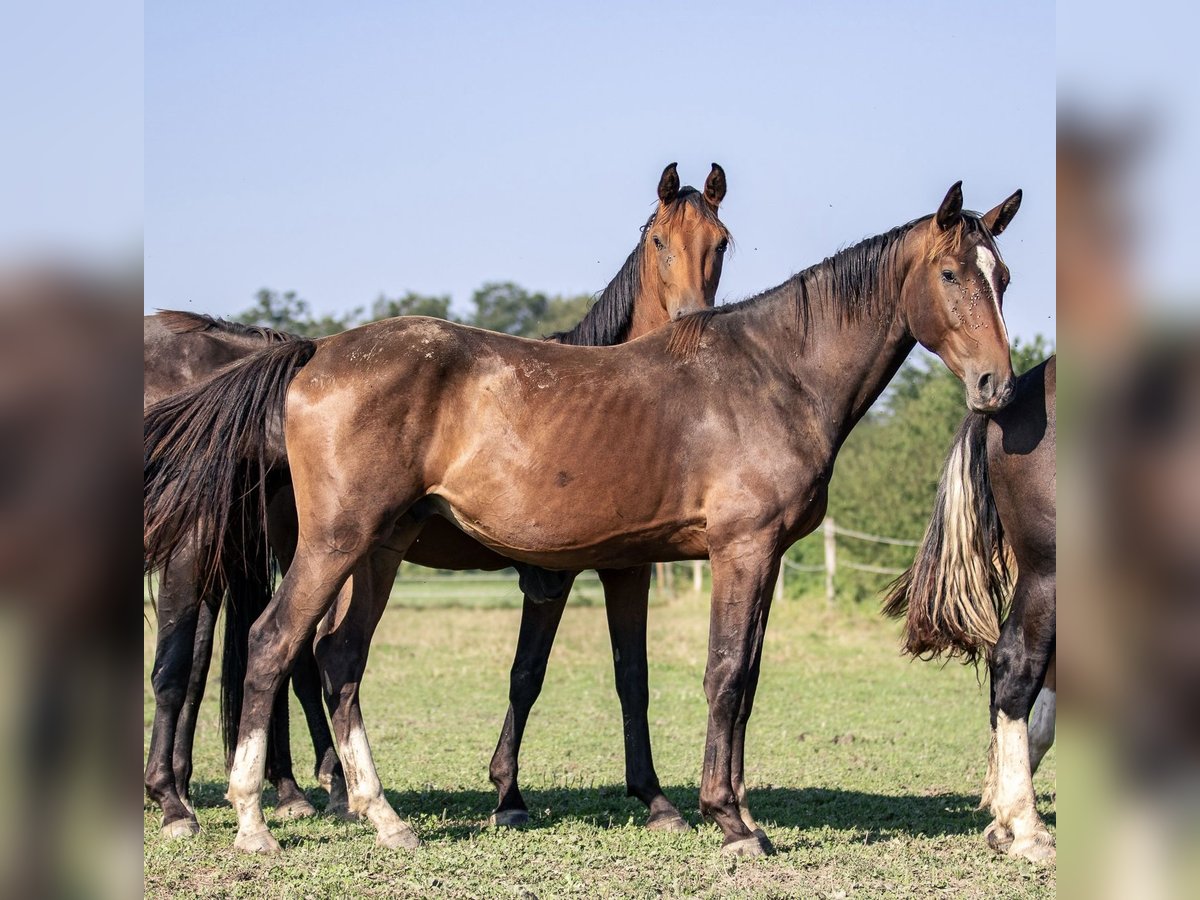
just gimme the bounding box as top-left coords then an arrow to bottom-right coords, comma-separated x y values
143,586 -> 1055,898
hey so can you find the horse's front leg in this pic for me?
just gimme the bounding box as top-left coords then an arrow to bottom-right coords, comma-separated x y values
598,565 -> 689,832
488,581 -> 573,826
730,585 -> 775,850
700,542 -> 781,856
982,573 -> 1055,862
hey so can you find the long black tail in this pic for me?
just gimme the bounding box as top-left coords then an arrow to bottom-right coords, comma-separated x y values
882,412 -> 1012,665
144,338 -> 316,584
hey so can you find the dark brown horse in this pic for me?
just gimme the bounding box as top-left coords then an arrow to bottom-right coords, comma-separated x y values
145,181 -> 1021,856
884,356 -> 1056,862
143,162 -> 731,838
144,312 -> 343,837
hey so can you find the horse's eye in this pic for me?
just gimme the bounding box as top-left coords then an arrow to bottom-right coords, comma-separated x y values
941,269 -> 956,284
652,235 -> 665,250
716,238 -> 729,253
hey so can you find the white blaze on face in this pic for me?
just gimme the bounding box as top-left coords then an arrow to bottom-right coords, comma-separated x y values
974,244 -> 1010,344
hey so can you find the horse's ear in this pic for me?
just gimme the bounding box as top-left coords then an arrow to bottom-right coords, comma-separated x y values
704,163 -> 727,208
983,189 -> 1023,236
658,162 -> 680,205
936,180 -> 964,230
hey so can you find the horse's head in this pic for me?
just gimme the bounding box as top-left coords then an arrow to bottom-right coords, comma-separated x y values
643,162 -> 731,323
903,182 -> 1022,413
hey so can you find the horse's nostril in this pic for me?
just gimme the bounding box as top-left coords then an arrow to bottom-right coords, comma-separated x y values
977,372 -> 994,398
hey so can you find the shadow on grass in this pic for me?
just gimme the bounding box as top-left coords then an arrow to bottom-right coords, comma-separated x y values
182,781 -> 1054,843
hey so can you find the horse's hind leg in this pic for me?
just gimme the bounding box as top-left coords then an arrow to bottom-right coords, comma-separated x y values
265,680 -> 317,819
171,586 -> 220,814
266,483 -> 348,817
314,532 -> 420,850
984,574 -> 1055,862
227,536 -> 373,855
291,644 -> 349,816
145,547 -> 205,838
488,585 -> 571,827
599,565 -> 689,832
1028,651 -> 1056,775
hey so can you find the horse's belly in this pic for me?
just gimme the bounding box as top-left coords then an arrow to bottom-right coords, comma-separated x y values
422,491 -> 705,570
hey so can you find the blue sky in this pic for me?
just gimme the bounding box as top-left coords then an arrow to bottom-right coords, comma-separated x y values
146,1 -> 1056,342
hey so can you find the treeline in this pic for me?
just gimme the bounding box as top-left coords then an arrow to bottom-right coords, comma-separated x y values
234,284 -> 594,340
237,286 -> 1052,603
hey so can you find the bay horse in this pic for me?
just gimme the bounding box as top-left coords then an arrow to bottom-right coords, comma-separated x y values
884,356 -> 1056,862
143,162 -> 731,838
144,181 -> 1022,856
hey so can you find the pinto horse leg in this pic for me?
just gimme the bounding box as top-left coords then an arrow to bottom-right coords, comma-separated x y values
171,588 -> 220,815
599,565 -> 689,832
488,585 -> 571,826
145,547 -> 206,838
1028,651 -> 1056,776
314,538 -> 419,850
699,545 -> 781,856
984,574 -> 1055,862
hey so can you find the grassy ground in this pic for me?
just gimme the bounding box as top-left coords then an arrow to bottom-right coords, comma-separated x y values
143,587 -> 1055,898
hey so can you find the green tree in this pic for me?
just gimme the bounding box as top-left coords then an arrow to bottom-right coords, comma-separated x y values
370,291 -> 456,323
467,282 -> 549,337
235,288 -> 359,337
537,293 -> 594,336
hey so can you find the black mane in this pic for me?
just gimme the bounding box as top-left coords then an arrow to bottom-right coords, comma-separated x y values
156,309 -> 300,344
668,212 -> 987,355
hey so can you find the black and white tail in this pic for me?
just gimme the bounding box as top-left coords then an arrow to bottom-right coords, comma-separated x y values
883,413 -> 1012,664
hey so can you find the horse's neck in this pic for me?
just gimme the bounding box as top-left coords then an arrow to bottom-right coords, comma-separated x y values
742,276 -> 916,453
625,262 -> 666,341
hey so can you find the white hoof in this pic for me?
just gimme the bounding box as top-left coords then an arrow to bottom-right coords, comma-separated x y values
1009,832 -> 1056,863
376,824 -> 420,850
645,813 -> 691,833
720,834 -> 769,857
160,817 -> 199,839
275,797 -> 317,820
234,828 -> 282,856
488,809 -> 530,828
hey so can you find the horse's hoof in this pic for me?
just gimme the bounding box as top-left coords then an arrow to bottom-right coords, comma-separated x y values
752,828 -> 776,854
720,834 -> 771,857
646,812 -> 692,833
275,797 -> 317,820
984,821 -> 1014,853
1009,833 -> 1056,863
377,824 -> 421,851
234,828 -> 282,856
488,809 -> 530,828
160,817 -> 199,839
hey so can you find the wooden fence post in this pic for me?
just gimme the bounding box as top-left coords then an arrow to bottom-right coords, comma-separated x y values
824,517 -> 837,606
692,560 -> 704,594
